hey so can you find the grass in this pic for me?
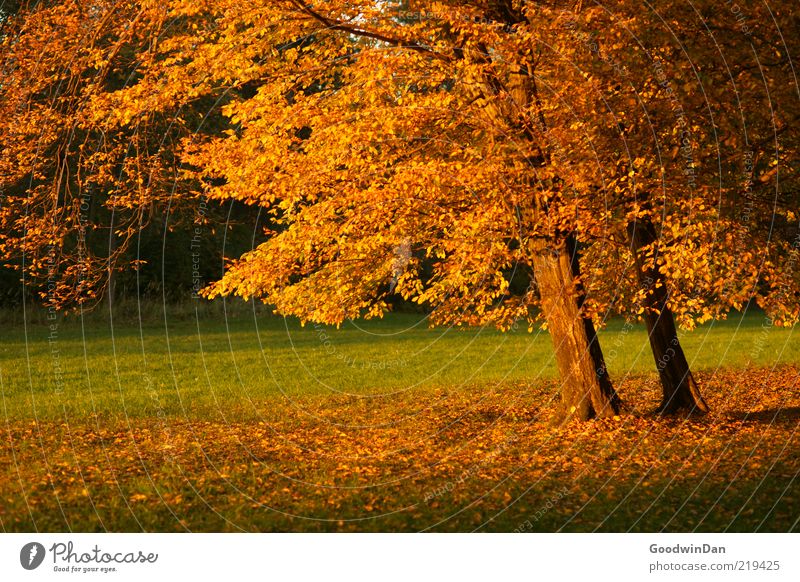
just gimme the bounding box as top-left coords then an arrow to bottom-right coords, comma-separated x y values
0,303 -> 798,532
1,304 -> 796,420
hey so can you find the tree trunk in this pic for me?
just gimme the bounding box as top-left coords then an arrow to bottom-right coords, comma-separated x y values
107,224 -> 117,311
627,218 -> 709,415
462,21 -> 620,422
531,234 -> 621,422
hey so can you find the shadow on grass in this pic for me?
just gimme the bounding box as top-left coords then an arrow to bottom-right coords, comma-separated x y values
728,406 -> 800,425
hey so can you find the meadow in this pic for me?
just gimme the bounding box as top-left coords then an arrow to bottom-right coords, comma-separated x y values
1,304 -> 798,532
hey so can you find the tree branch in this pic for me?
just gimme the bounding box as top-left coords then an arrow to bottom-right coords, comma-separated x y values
287,0 -> 451,62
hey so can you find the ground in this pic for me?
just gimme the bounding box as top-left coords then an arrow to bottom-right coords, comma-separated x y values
0,306 -> 798,531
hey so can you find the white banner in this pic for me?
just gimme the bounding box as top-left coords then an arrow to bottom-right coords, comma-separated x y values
1,534 -> 796,581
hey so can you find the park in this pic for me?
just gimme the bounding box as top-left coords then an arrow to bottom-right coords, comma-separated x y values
1,0 -> 798,534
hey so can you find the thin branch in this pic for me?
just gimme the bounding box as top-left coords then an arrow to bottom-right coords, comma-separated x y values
288,0 -> 451,62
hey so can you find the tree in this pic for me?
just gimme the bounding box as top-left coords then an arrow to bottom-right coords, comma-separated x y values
155,0 -> 621,421
0,0 -> 261,307
568,0 -> 800,412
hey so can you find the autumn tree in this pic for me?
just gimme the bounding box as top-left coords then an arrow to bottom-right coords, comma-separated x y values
562,1 -> 800,412
132,0 -> 620,421
0,0 -> 259,307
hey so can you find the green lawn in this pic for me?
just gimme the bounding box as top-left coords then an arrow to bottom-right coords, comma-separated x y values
0,306 -> 795,421
0,305 -> 798,532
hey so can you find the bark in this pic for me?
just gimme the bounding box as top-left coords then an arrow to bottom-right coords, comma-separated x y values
627,218 -> 710,415
532,234 -> 621,422
107,223 -> 117,310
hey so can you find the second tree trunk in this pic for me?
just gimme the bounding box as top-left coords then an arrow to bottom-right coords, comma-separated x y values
628,219 -> 710,414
